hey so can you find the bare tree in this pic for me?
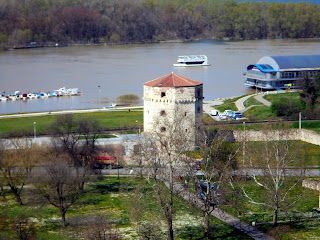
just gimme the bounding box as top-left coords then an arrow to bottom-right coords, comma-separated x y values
33,156 -> 83,226
241,126 -> 305,225
196,129 -> 238,237
50,114 -> 101,191
0,138 -> 39,205
81,215 -> 123,240
134,109 -> 195,240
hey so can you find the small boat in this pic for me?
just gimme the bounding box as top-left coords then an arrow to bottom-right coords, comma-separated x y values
173,55 -> 210,67
52,87 -> 79,96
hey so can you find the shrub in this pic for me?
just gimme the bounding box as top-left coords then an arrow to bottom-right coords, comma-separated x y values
117,94 -> 140,105
271,97 -> 304,118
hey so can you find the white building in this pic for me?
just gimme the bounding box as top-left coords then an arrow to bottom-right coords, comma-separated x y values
244,55 -> 320,90
143,73 -> 203,147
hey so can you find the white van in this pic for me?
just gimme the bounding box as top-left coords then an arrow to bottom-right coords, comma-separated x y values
210,110 -> 219,116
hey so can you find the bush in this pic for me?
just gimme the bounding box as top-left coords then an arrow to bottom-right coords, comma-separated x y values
271,97 -> 304,118
117,94 -> 140,105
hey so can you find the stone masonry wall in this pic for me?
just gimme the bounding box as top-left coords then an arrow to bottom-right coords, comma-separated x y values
233,129 -> 320,146
302,179 -> 320,191
143,85 -> 203,146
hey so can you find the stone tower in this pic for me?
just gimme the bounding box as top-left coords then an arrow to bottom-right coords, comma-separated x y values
143,73 -> 203,147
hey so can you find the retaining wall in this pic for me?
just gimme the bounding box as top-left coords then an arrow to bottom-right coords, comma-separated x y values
233,129 -> 320,146
302,179 -> 320,191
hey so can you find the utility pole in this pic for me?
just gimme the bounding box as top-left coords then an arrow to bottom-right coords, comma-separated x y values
243,122 -> 246,164
34,122 -> 36,138
299,112 -> 302,130
98,85 -> 101,109
136,120 -> 140,136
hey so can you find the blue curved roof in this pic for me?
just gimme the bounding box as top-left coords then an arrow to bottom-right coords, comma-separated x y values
270,55 -> 320,69
247,64 -> 276,72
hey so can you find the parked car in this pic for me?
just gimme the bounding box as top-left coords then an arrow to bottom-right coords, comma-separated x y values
94,156 -> 123,169
210,110 -> 219,116
223,110 -> 234,118
219,113 -> 228,120
232,112 -> 246,120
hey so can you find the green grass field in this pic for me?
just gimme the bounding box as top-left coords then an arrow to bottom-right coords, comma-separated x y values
0,111 -> 143,136
243,96 -> 262,108
221,177 -> 320,240
0,177 -> 252,240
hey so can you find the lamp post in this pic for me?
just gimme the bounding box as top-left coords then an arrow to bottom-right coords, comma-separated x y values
136,120 -> 140,136
299,112 -> 302,130
98,85 -> 101,109
243,122 -> 246,164
34,122 -> 36,139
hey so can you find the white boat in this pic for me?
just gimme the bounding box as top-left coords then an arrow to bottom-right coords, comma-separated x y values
173,55 -> 210,67
53,87 -> 79,96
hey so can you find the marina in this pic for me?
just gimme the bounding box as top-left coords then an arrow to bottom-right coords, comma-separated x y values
0,87 -> 80,101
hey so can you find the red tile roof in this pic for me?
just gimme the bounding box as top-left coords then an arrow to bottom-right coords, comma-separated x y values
144,73 -> 203,87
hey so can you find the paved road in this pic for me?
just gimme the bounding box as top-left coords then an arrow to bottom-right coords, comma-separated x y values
0,106 -> 143,119
160,173 -> 275,240
202,99 -> 224,121
103,167 -> 320,177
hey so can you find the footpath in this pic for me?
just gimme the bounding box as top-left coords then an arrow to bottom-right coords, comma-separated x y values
0,106 -> 143,119
235,89 -> 299,112
159,176 -> 275,240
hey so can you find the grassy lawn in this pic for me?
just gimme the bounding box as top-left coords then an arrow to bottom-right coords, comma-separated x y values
243,105 -> 274,120
234,140 -> 320,167
292,120 -> 320,133
0,177 -> 252,240
215,96 -> 245,112
264,92 -> 301,102
0,111 -> 143,136
243,96 -> 262,108
220,177 -> 320,240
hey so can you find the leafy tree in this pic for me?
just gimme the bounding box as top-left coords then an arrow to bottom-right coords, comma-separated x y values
271,97 -> 304,118
299,72 -> 320,109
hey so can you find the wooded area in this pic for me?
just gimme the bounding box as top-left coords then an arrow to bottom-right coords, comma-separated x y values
0,0 -> 319,48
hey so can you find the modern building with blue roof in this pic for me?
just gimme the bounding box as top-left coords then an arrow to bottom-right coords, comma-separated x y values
244,55 -> 320,90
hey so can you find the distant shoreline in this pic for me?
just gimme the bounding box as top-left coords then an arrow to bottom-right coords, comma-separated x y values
5,37 -> 320,51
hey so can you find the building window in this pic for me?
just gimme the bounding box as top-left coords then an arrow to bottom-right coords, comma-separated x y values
185,129 -> 188,132
160,110 -> 166,116
161,92 -> 166,97
160,127 -> 166,132
185,112 -> 187,116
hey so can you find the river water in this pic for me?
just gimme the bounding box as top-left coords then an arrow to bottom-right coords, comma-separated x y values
0,39 -> 319,114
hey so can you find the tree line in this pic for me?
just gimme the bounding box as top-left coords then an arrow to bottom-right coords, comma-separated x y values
0,0 -> 320,48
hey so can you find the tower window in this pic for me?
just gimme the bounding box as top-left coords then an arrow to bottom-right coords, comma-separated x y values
160,110 -> 166,116
185,112 -> 187,116
160,127 -> 166,132
161,92 -> 166,97
197,106 -> 201,113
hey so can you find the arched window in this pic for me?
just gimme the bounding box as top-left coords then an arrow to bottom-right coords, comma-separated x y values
160,110 -> 166,116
